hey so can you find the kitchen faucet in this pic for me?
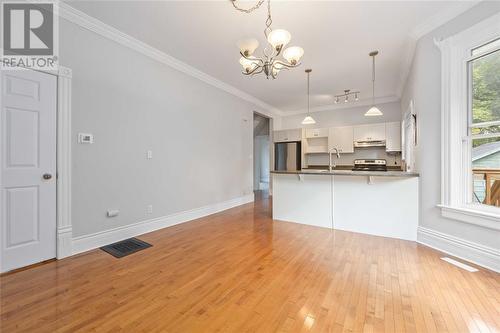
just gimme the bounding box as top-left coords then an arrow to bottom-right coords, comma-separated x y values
329,147 -> 341,171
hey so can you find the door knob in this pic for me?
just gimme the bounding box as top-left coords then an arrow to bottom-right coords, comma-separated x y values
43,173 -> 52,180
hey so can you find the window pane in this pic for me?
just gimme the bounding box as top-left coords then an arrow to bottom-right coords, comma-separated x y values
471,125 -> 500,136
471,137 -> 500,207
471,49 -> 500,124
472,38 -> 500,56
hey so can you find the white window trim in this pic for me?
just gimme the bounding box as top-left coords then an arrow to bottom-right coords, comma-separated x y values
437,12 -> 500,231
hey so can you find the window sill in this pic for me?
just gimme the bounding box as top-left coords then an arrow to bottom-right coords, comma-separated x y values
438,205 -> 500,230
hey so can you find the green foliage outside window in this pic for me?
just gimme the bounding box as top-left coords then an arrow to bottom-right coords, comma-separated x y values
471,49 -> 500,147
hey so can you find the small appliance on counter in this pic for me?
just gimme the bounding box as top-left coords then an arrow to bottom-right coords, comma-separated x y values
352,159 -> 387,171
274,141 -> 301,171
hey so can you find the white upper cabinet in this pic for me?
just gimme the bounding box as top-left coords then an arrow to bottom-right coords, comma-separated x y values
329,126 -> 354,153
273,129 -> 302,142
305,128 -> 329,139
353,123 -> 386,142
385,122 -> 402,152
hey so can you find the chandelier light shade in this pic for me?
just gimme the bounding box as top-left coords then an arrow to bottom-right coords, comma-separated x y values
365,50 -> 383,117
302,69 -> 316,125
283,46 -> 304,65
267,29 -> 291,50
237,38 -> 259,56
239,56 -> 259,73
231,0 -> 304,79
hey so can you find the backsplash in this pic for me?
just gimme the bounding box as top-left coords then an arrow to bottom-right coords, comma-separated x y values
305,147 -> 401,167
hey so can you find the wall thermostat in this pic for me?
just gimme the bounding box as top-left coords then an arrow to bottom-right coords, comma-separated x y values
78,133 -> 94,144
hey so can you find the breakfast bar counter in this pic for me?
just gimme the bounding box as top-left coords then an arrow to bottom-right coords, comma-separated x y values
271,171 -> 419,241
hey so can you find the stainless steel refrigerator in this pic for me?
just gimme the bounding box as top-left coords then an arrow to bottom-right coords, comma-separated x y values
274,141 -> 301,171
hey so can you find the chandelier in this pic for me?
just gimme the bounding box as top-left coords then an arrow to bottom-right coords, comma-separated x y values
231,0 -> 304,79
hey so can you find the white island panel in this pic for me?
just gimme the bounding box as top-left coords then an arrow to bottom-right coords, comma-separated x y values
333,176 -> 418,241
272,174 -> 333,229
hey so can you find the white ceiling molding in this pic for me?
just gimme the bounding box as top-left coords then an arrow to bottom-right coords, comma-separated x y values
396,0 -> 481,98
284,95 -> 400,116
57,2 -> 284,118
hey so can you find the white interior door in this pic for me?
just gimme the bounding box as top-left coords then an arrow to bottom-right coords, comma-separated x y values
1,69 -> 57,273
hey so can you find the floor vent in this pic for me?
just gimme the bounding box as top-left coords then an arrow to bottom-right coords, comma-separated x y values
101,238 -> 152,258
441,257 -> 478,272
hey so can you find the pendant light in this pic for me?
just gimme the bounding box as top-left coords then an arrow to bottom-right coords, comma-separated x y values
302,69 -> 316,125
365,51 -> 383,117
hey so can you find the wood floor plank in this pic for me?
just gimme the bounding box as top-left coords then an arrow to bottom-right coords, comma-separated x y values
1,193 -> 499,333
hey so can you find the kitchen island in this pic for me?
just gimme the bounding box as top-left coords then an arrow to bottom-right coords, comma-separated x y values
271,170 -> 419,241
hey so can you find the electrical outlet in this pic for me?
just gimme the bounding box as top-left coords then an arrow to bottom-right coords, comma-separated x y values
107,209 -> 119,217
147,205 -> 153,214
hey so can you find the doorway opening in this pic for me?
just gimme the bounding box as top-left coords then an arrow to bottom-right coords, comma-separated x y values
253,113 -> 270,195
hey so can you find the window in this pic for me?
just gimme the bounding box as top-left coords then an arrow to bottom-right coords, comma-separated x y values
468,41 -> 500,208
439,13 -> 500,229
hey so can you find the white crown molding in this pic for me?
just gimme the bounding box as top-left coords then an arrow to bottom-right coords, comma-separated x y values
56,2 -> 284,117
396,1 -> 481,98
72,193 -> 254,255
283,95 -> 400,116
417,226 -> 500,273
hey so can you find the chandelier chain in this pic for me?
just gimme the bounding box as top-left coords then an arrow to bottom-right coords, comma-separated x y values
230,0 -> 265,14
264,0 -> 272,37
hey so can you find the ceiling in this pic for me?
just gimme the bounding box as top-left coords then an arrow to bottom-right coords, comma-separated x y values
65,1 -> 477,114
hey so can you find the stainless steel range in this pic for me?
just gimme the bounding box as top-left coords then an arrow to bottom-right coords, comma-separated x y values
352,159 -> 387,171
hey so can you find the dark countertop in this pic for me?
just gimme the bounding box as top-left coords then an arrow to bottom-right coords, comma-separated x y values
271,169 -> 419,177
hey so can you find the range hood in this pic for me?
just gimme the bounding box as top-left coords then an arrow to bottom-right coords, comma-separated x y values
353,140 -> 386,148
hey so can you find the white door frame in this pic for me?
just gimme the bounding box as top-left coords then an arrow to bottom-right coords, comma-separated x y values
0,65 -> 73,264
54,66 -> 73,259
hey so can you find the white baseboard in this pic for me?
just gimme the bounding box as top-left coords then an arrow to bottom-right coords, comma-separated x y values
71,194 -> 254,255
417,226 -> 500,273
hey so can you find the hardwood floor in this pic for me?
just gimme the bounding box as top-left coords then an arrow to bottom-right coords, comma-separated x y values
1,193 -> 499,332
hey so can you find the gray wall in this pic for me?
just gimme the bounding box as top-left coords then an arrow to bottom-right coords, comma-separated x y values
400,2 -> 500,249
60,19 -> 260,237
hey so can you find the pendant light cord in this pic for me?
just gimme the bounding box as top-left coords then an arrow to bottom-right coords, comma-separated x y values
307,71 -> 310,115
372,54 -> 375,106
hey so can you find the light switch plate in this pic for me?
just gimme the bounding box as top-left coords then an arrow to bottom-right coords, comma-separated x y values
78,133 -> 94,144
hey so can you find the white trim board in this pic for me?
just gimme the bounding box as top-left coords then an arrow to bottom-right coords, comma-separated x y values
72,194 -> 254,255
417,226 -> 500,273
56,2 -> 282,118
